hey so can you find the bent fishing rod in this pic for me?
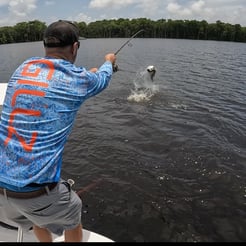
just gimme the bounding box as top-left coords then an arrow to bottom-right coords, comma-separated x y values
113,29 -> 145,72
114,29 -> 144,55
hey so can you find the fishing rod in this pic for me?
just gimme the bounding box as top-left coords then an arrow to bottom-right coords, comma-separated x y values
113,29 -> 145,72
114,29 -> 145,55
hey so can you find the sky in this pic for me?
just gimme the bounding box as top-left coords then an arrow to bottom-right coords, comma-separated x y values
0,0 -> 245,27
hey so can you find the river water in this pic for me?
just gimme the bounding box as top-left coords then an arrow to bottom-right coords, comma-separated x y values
0,39 -> 245,242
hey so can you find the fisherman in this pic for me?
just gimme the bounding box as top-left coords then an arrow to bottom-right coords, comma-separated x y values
0,20 -> 116,242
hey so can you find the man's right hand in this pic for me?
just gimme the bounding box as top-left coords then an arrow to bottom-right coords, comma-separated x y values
105,53 -> 117,65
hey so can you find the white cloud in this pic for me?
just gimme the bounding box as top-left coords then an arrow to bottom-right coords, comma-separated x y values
167,0 -> 213,20
191,0 -> 205,13
167,2 -> 191,17
135,0 -> 163,17
44,1 -> 55,6
165,0 -> 245,24
0,0 -> 37,26
8,0 -> 37,17
204,0 -> 246,24
89,0 -> 137,9
89,0 -> 163,16
0,0 -> 9,7
0,0 -> 245,27
73,13 -> 93,24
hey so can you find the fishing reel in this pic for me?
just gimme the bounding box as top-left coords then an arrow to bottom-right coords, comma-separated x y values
113,64 -> 119,73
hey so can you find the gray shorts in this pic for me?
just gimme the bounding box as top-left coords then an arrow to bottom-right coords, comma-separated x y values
0,180 -> 82,236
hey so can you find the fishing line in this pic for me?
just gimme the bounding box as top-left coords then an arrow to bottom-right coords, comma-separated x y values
113,29 -> 144,72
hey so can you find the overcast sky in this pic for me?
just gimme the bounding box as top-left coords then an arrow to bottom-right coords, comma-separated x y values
0,0 -> 245,27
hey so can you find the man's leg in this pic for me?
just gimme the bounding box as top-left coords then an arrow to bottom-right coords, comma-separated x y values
64,223 -> 83,242
33,224 -> 53,242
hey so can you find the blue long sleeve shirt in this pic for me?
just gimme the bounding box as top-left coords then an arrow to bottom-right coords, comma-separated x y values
0,57 -> 113,191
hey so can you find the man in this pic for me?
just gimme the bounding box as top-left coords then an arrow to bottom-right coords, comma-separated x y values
0,20 -> 116,242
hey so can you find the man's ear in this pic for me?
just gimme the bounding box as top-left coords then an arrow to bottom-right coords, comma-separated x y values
72,44 -> 76,55
72,42 -> 79,55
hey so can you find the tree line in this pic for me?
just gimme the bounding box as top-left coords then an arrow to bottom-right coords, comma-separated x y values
0,18 -> 245,45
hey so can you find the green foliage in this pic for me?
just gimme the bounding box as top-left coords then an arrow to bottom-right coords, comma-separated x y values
0,18 -> 245,45
0,20 -> 46,44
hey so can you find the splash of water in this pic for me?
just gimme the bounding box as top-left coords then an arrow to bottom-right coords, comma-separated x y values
127,69 -> 159,102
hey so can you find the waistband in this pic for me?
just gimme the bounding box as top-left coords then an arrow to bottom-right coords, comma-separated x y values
0,182 -> 57,199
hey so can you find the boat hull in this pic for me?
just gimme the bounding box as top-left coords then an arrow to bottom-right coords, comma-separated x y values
0,223 -> 114,242
0,83 -> 7,106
